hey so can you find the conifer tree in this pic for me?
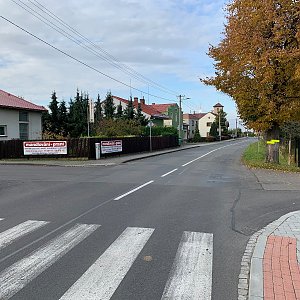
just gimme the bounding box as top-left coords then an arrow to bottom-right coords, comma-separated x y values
94,94 -> 102,123
58,100 -> 68,136
124,97 -> 135,120
193,127 -> 201,142
48,91 -> 60,134
116,101 -> 123,119
135,103 -> 148,126
103,91 -> 115,119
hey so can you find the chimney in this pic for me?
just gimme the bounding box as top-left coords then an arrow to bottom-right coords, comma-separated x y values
140,98 -> 145,105
133,97 -> 138,107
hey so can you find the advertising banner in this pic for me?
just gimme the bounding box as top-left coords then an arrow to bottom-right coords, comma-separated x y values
101,140 -> 122,154
23,141 -> 67,155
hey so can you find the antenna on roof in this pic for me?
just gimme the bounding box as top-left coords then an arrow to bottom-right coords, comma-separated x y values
147,84 -> 150,105
129,79 -> 132,98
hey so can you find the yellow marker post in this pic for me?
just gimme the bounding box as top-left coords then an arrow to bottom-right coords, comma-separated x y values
267,141 -> 275,145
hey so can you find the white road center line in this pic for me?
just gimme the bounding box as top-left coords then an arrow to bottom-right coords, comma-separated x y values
114,180 -> 154,200
60,227 -> 154,300
0,223 -> 99,300
161,169 -> 178,178
161,231 -> 213,300
0,220 -> 49,250
182,143 -> 236,167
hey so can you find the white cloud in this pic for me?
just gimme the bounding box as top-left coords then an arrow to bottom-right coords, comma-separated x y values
0,0 -> 236,116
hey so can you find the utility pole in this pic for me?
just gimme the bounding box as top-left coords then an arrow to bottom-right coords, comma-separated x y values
218,110 -> 221,141
235,118 -> 238,138
179,95 -> 183,142
177,95 -> 190,144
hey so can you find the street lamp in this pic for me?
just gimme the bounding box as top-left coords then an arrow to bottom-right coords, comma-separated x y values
178,95 -> 190,144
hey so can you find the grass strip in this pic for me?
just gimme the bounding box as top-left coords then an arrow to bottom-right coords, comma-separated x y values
242,141 -> 300,173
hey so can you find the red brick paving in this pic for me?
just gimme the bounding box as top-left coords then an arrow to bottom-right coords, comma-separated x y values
264,235 -> 300,299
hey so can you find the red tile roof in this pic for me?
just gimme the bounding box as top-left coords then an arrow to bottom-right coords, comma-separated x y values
183,113 -> 207,120
0,89 -> 47,112
113,96 -> 169,119
151,103 -> 176,113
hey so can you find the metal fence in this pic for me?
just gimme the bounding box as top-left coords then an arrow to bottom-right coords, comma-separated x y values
0,136 -> 178,160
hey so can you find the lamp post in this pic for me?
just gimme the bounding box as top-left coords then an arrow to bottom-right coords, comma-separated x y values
148,119 -> 154,152
178,95 -> 190,144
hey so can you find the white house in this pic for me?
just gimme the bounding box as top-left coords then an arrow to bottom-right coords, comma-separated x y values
0,89 -> 47,141
183,103 -> 224,139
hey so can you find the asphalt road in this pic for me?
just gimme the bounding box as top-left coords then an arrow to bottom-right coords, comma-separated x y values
0,139 -> 300,300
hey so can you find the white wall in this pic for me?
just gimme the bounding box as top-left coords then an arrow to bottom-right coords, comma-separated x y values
29,111 -> 43,140
198,112 -> 216,137
0,109 -> 19,140
0,108 -> 43,140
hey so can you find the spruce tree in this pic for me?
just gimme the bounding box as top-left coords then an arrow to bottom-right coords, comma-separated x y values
48,91 -> 60,134
135,103 -> 148,126
58,100 -> 68,136
103,91 -> 115,119
124,97 -> 135,120
193,127 -> 201,142
94,94 -> 102,123
116,101 -> 123,119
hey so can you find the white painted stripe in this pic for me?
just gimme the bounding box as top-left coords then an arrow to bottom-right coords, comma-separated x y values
0,223 -> 99,300
0,220 -> 49,250
161,231 -> 213,300
60,227 -> 154,300
114,180 -> 154,200
161,169 -> 178,178
182,144 -> 233,167
0,218 -> 4,221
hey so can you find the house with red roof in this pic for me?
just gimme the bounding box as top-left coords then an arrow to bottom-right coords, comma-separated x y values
183,103 -> 224,139
150,102 -> 180,129
0,89 -> 47,141
112,96 -> 171,126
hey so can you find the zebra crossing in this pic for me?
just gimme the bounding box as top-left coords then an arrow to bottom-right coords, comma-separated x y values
0,218 -> 213,300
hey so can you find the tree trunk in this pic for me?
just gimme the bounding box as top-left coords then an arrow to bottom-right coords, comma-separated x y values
265,124 -> 280,164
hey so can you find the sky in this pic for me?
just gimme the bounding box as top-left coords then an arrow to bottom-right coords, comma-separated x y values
0,0 -> 241,128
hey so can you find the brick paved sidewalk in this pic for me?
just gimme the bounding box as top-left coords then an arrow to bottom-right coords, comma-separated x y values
243,211 -> 300,300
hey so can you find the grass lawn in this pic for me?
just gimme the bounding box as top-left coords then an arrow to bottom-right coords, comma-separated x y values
242,140 -> 300,172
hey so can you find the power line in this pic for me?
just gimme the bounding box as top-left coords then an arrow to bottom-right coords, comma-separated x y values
10,0 -> 179,96
0,15 -> 177,103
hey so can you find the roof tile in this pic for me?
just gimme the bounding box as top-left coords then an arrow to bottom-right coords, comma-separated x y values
0,89 -> 47,111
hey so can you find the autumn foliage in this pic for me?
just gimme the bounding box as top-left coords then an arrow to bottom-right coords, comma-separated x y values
203,0 -> 300,137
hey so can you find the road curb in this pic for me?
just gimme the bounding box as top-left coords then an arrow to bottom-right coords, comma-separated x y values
238,210 -> 300,300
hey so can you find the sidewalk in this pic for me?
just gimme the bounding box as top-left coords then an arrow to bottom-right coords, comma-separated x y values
240,211 -> 300,300
0,142 -> 210,167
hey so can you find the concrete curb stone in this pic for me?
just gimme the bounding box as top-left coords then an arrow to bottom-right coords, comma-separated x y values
238,211 -> 300,300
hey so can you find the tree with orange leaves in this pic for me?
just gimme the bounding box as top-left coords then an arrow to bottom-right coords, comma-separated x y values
202,0 -> 300,163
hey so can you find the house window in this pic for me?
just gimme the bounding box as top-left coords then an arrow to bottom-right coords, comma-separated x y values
19,123 -> 29,140
19,111 -> 29,122
207,122 -> 212,127
0,125 -> 7,136
192,120 -> 194,126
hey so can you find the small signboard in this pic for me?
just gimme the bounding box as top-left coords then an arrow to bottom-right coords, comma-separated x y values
267,140 -> 280,145
23,141 -> 67,155
101,140 -> 122,154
